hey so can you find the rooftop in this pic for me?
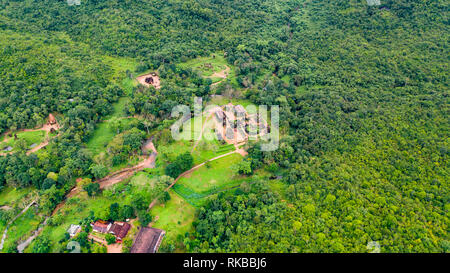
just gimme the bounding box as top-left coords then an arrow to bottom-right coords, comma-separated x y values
130,227 -> 165,253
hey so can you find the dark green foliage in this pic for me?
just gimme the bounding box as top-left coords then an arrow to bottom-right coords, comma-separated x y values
32,235 -> 52,253
165,152 -> 194,178
83,183 -> 101,197
108,203 -> 121,222
0,0 -> 447,253
137,210 -> 153,227
105,234 -> 116,245
120,205 -> 135,220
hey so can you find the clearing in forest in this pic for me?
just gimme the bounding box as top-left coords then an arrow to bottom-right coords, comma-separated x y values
178,53 -> 236,84
136,72 -> 161,89
0,114 -> 60,155
172,153 -> 245,206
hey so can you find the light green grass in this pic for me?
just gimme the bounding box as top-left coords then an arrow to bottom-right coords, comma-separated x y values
0,187 -> 34,206
177,153 -> 244,192
281,75 -> 291,84
86,123 -> 115,155
1,130 -> 46,152
157,115 -> 233,165
151,190 -> 196,251
178,53 -> 237,85
1,209 -> 42,252
173,153 -> 246,207
86,99 -> 137,156
28,171 -> 161,252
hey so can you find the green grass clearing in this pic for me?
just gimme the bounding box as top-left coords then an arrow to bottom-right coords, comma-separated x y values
1,130 -> 46,153
0,187 -> 34,206
86,55 -> 139,156
173,153 -> 245,206
102,55 -> 138,81
178,53 -> 237,85
151,190 -> 196,252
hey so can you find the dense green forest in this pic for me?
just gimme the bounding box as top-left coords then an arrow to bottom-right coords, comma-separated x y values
0,0 -> 448,253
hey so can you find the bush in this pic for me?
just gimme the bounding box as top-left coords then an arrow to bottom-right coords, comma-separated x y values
105,234 -> 116,245
165,152 -> 193,178
83,182 -> 100,197
137,210 -> 153,226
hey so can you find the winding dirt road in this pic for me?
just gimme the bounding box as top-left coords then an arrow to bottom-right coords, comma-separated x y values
95,139 -> 158,189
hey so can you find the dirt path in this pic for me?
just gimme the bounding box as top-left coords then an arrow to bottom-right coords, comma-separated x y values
210,65 -> 231,87
1,123 -> 60,156
148,150 -> 238,210
95,151 -> 157,190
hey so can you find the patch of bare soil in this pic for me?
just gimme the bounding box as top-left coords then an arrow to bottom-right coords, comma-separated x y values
210,65 -> 230,79
96,141 -> 158,189
136,73 -> 161,89
210,65 -> 231,87
88,234 -> 123,253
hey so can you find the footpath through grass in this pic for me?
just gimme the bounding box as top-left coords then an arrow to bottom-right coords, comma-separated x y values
173,153 -> 245,207
178,53 -> 237,85
0,130 -> 46,153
